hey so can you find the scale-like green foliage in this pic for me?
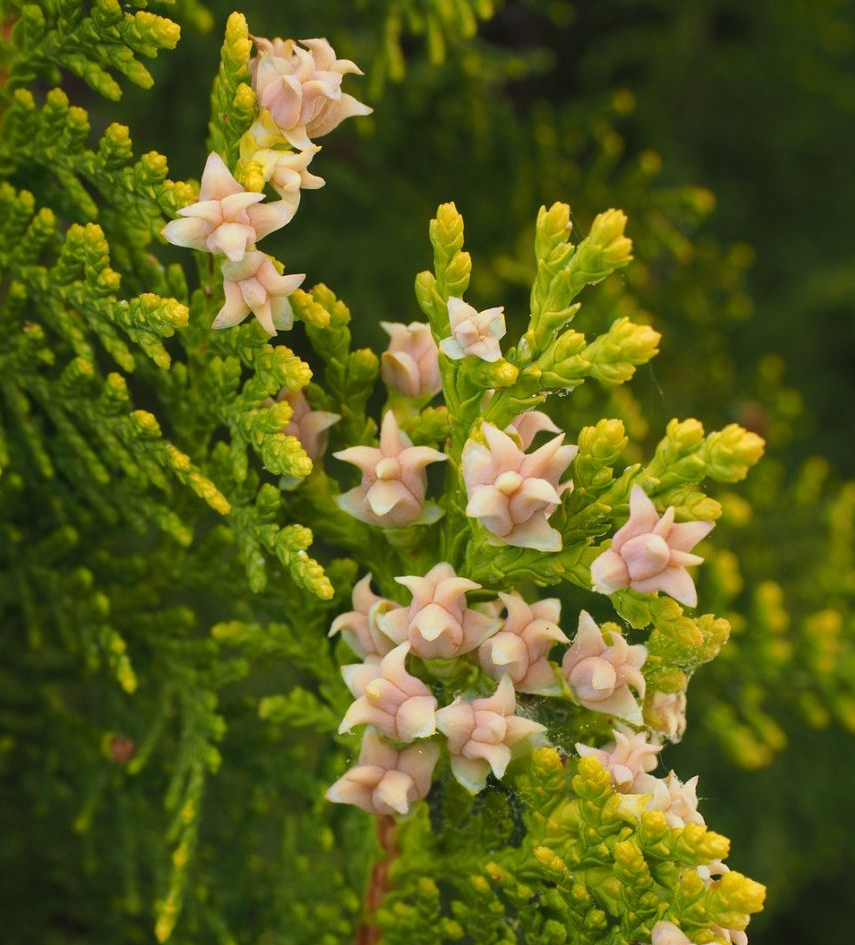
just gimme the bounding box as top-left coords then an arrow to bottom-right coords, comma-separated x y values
1,0 -> 180,101
381,750 -> 764,945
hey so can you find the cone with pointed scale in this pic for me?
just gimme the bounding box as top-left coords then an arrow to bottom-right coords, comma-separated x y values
478,593 -> 567,694
250,144 -> 325,210
380,321 -> 442,398
440,297 -> 506,362
162,152 -> 294,261
562,612 -> 648,724
575,729 -> 662,791
339,643 -> 438,742
325,730 -> 439,815
508,409 -> 561,449
214,251 -> 305,334
329,574 -> 396,659
273,387 -> 340,467
463,422 -> 578,552
250,37 -> 373,151
436,676 -> 547,793
334,411 -> 448,527
377,563 -> 501,660
590,485 -> 714,607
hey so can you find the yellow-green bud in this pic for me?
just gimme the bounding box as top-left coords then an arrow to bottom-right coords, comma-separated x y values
590,208 -> 633,267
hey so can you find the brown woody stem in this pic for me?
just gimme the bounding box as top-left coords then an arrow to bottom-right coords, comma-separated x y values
354,815 -> 398,945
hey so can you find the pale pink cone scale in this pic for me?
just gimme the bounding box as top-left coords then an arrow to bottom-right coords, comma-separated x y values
562,611 -> 647,724
377,562 -> 500,660
213,251 -> 304,334
632,770 -> 704,829
163,152 -> 293,262
508,410 -> 561,449
252,144 -> 325,215
439,297 -> 506,362
329,574 -> 396,659
436,675 -> 546,794
647,689 -> 688,741
590,485 -> 714,607
338,643 -> 438,742
651,921 -> 693,945
380,321 -> 442,398
273,387 -> 339,466
250,37 -> 371,149
478,593 -> 567,694
325,729 -> 438,816
575,728 -> 662,792
463,423 -> 577,552
334,412 -> 447,528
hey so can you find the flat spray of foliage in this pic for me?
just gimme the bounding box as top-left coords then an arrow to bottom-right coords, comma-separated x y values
0,4 -> 788,945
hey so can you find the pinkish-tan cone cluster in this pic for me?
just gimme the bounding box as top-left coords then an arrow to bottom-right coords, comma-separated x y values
576,728 -> 662,791
439,297 -> 506,362
250,37 -> 373,151
436,675 -> 546,793
591,484 -> 714,607
327,569 -> 547,812
580,730 -> 707,832
334,411 -> 447,527
163,36 -> 370,336
378,562 -> 500,660
478,593 -> 567,694
653,913 -> 744,945
462,423 -> 578,552
380,321 -> 442,399
562,611 -> 647,724
339,644 -> 438,742
273,387 -> 339,465
163,152 -> 294,262
214,252 -> 305,335
325,729 -> 438,816
647,689 -> 688,741
328,573 -> 395,659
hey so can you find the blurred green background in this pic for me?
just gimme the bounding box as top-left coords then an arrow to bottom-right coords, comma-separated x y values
125,0 -> 855,460
25,0 -> 855,940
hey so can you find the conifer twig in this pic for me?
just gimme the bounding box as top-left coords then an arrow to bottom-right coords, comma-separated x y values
355,815 -> 398,945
